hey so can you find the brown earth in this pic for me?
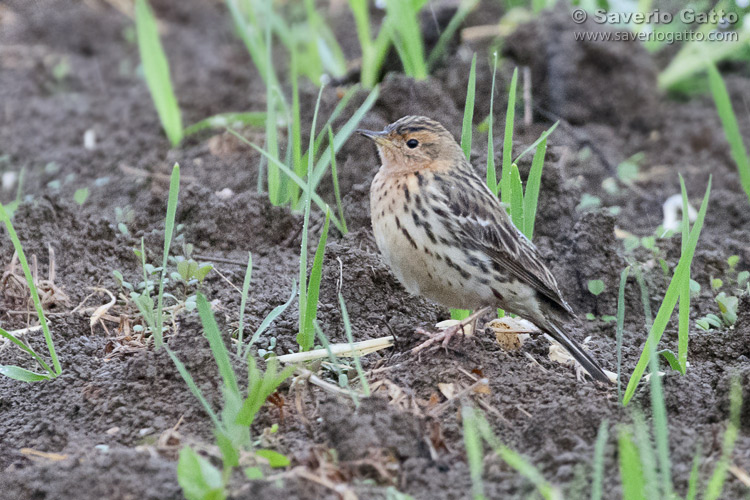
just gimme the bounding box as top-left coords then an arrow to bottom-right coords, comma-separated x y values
1,1 -> 749,499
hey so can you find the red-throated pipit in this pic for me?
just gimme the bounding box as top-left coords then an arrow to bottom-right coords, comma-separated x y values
358,115 -> 610,384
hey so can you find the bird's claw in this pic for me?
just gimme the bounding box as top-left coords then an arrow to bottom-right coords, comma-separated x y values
412,323 -> 470,354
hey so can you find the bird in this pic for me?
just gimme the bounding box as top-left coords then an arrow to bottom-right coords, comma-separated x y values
358,115 -> 611,384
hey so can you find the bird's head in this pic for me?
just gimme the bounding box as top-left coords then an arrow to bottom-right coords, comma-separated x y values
357,116 -> 463,173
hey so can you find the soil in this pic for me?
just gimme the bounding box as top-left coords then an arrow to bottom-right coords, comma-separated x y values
2,1 -> 750,499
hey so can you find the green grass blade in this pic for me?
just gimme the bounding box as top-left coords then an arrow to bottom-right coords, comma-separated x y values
166,345 -> 222,430
632,412 -> 658,497
299,210 -> 331,351
177,446 -> 225,500
0,327 -> 53,375
633,264 -> 653,330
370,25 -> 392,82
623,176 -> 711,406
461,54 -> 477,160
328,126 -> 348,234
303,0 -> 346,78
685,442 -> 702,500
426,0 -> 479,70
0,203 -> 60,376
522,138 -> 547,239
237,357 -> 295,427
237,252 -> 252,356
300,86 -> 357,174
228,134 -> 345,233
678,175 -> 691,373
135,0 -> 183,146
183,112 -> 266,137
616,266 -> 631,402
618,428 -> 646,500
500,67 -> 518,205
707,63 -> 750,203
486,53 -> 498,195
349,0 -> 374,87
137,237 -> 156,332
509,163 -> 524,231
0,365 -> 51,382
450,308 -> 471,320
591,419 -> 608,500
658,19 -> 750,90
513,121 -> 559,165
461,407 -> 487,500
310,86 -> 380,194
247,280 -> 296,353
265,87 -> 281,205
385,0 -> 427,79
476,412 -> 560,500
290,45 -> 303,204
338,293 -> 369,396
154,163 -> 180,349
197,292 -> 239,397
298,86 -> 326,349
224,0 -> 270,85
647,327 -> 673,499
314,322 -> 360,405
704,377 -> 743,500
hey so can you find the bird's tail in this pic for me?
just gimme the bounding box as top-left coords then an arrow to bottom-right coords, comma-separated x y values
541,319 -> 612,384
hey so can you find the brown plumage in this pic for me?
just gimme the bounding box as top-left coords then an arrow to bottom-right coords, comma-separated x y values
359,115 -> 610,383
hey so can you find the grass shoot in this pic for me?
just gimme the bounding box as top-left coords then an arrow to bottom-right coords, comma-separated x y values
297,209 -> 331,352
707,63 -> 750,204
622,176 -> 711,405
134,0 -> 183,147
426,0 -> 480,71
348,0 -> 392,89
0,203 -> 60,381
237,252 -> 252,356
461,54 -> 477,160
498,67 -> 517,203
172,294 -> 295,498
486,53 -> 499,195
385,0 -> 428,80
462,406 -> 562,500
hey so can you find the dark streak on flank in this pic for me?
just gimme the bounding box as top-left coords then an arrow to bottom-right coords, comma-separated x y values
401,227 -> 418,249
423,224 -> 437,244
412,211 -> 422,227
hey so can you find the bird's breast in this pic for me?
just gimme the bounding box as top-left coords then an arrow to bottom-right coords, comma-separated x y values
370,169 -> 503,309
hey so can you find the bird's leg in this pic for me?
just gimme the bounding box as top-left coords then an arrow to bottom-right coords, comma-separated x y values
412,307 -> 492,354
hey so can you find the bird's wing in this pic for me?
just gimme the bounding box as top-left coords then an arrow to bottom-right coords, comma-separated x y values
430,168 -> 573,314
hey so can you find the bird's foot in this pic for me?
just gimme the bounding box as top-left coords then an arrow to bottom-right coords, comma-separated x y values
410,307 -> 492,354
412,323 -> 470,353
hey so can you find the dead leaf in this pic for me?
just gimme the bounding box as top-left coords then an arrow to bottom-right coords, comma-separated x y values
487,317 -> 536,351
473,382 -> 491,395
438,382 -> 457,400
20,448 -> 68,462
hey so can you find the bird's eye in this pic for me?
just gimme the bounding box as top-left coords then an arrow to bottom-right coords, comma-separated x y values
406,139 -> 419,149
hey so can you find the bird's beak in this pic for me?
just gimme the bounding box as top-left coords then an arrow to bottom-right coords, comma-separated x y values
356,128 -> 389,146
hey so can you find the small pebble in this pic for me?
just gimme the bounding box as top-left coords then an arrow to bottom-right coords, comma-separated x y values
215,187 -> 234,200
84,129 -> 97,150
1,171 -> 17,191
